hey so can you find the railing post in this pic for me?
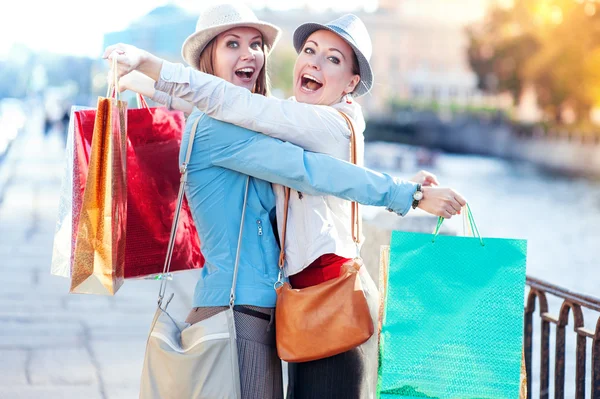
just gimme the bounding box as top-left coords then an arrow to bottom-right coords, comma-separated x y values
541,314 -> 550,398
593,318 -> 600,398
526,289 -> 550,399
536,290 -> 551,399
524,304 -> 533,399
573,305 -> 586,399
554,302 -> 585,399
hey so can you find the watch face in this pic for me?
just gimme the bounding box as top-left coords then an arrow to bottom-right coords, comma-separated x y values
414,191 -> 424,201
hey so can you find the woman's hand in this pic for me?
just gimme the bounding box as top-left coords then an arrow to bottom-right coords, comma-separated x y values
103,43 -> 163,84
409,170 -> 439,187
103,43 -> 147,78
418,186 -> 466,219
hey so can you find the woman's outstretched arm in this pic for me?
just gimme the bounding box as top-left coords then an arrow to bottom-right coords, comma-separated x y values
105,44 -> 354,155
194,114 -> 465,219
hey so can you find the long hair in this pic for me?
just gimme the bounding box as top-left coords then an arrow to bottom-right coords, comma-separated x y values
197,35 -> 270,97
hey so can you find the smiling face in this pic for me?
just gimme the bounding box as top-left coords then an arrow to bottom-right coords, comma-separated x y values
207,27 -> 266,92
293,29 -> 361,105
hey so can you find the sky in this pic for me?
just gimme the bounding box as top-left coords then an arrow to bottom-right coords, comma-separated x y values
0,0 -> 489,59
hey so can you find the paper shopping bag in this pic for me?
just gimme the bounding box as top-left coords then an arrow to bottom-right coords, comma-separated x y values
70,95 -> 127,295
123,96 -> 203,278
378,206 -> 527,398
50,105 -> 93,277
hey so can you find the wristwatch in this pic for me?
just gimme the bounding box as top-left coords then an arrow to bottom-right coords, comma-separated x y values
412,184 -> 423,209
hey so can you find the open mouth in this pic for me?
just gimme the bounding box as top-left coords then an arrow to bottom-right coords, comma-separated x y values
235,67 -> 255,81
301,74 -> 323,92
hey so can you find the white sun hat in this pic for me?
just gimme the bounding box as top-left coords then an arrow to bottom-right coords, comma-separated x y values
182,3 -> 282,70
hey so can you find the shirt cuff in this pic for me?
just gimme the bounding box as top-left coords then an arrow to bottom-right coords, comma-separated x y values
153,60 -> 180,94
387,178 -> 418,216
150,90 -> 172,109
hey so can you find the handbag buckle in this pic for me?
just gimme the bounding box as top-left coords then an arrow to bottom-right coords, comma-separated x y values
274,271 -> 285,290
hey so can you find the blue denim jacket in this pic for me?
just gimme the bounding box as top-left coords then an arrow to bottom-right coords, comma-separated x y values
181,110 -> 417,308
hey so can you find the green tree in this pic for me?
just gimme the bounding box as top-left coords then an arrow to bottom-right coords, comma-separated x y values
467,0 -> 600,123
466,1 -> 540,102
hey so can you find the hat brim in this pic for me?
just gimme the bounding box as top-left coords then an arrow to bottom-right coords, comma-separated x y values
293,22 -> 373,97
182,21 -> 281,70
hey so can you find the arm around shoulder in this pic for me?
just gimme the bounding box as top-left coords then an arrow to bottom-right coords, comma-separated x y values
202,118 -> 418,214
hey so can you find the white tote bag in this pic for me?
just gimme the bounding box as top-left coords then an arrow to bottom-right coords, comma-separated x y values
139,117 -> 247,399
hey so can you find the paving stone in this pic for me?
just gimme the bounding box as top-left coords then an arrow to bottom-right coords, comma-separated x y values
0,320 -> 84,349
105,386 -> 141,399
0,349 -> 28,385
2,256 -> 49,272
0,281 -> 37,297
0,270 -> 33,286
64,295 -> 113,311
91,340 -> 146,386
110,298 -> 156,315
0,245 -> 14,256
0,386 -> 102,399
35,273 -> 72,295
82,311 -> 154,340
29,348 -> 97,385
0,297 -> 64,315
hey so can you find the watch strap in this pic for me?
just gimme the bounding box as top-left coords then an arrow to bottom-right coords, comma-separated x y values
412,183 -> 422,209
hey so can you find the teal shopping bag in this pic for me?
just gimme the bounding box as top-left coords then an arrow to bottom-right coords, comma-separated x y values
378,206 -> 527,398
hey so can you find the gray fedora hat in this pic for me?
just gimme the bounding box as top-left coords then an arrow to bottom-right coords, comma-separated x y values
293,14 -> 373,97
182,4 -> 281,70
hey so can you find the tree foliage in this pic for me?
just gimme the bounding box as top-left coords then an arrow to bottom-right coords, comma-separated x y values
467,0 -> 600,122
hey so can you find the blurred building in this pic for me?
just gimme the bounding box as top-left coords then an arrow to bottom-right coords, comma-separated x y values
103,1 -> 481,115
103,5 -> 197,63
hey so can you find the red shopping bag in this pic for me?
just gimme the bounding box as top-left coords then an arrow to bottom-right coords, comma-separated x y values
124,97 -> 203,278
71,97 -> 204,279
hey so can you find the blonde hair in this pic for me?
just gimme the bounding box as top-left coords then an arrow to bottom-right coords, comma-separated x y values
197,35 -> 270,97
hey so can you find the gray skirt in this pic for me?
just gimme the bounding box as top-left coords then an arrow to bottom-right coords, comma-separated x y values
186,306 -> 283,399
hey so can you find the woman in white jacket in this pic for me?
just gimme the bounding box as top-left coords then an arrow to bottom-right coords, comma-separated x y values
106,12 -> 465,399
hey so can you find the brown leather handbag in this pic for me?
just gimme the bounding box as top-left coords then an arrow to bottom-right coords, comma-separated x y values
274,111 -> 374,363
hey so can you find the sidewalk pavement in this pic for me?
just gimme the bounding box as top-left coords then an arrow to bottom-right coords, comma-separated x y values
0,116 -> 200,399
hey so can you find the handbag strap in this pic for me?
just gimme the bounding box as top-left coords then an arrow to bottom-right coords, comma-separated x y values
157,115 -> 250,309
277,110 -> 361,270
337,111 -> 361,245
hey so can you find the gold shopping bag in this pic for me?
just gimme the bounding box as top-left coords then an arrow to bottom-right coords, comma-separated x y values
70,92 -> 127,295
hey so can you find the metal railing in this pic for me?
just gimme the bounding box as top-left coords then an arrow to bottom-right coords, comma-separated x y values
524,276 -> 600,398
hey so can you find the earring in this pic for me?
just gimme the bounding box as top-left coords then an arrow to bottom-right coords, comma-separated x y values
344,93 -> 353,104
